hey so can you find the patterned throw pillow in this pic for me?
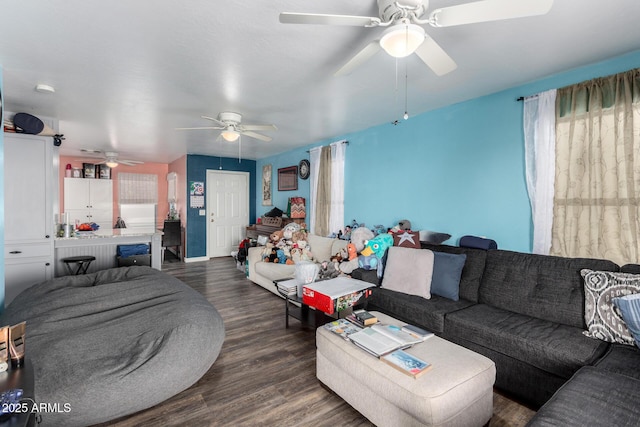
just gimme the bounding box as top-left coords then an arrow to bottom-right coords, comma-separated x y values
614,294 -> 640,349
581,269 -> 640,345
392,231 -> 420,248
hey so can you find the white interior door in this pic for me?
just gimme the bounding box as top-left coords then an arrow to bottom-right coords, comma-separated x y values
206,170 -> 249,258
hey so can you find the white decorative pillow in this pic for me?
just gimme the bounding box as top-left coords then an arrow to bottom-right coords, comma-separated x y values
381,247 -> 434,299
581,269 -> 640,345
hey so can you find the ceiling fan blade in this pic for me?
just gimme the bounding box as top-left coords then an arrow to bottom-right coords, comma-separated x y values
240,131 -> 272,142
175,126 -> 224,130
335,40 -> 381,77
430,0 -> 553,27
414,37 -> 457,76
201,115 -> 228,127
279,12 -> 380,27
240,124 -> 278,132
119,160 -> 144,166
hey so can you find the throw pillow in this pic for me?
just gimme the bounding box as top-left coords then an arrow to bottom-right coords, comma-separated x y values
418,230 -> 452,245
581,269 -> 640,345
392,231 -> 420,248
430,252 -> 467,301
381,247 -> 434,299
613,294 -> 640,349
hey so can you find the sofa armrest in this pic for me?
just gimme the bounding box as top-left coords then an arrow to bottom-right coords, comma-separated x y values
247,246 -> 264,280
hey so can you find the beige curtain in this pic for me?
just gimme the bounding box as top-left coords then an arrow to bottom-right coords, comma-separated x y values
314,146 -> 332,237
551,69 -> 640,264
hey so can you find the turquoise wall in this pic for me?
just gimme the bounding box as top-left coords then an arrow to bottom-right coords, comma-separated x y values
257,50 -> 640,253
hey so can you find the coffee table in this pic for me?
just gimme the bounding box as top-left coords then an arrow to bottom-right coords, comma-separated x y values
274,279 -> 331,329
274,277 -> 373,328
316,311 -> 496,427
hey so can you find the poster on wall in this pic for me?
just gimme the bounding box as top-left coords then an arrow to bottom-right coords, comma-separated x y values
190,181 -> 205,208
262,164 -> 272,206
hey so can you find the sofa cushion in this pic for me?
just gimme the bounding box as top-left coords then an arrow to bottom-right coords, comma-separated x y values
581,269 -> 640,345
381,247 -> 434,299
527,366 -> 640,427
430,252 -> 466,301
420,243 -> 487,303
444,304 -> 608,379
479,250 -> 618,328
594,344 -> 640,381
614,293 -> 640,348
620,263 -> 640,274
367,287 -> 474,334
307,234 -> 341,262
255,261 -> 296,281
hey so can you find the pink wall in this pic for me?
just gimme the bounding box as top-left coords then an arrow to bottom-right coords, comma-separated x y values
59,156 -> 169,229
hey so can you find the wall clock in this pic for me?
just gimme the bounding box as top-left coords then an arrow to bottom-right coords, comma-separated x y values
298,159 -> 310,180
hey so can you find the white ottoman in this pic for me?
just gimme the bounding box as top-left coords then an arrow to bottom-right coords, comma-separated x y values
316,312 -> 496,427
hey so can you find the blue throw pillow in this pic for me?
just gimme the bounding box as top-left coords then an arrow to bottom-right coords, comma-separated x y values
430,252 -> 466,301
614,293 -> 640,349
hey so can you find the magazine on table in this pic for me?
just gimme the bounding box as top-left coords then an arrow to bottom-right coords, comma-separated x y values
323,318 -> 362,340
381,349 -> 432,378
348,324 -> 422,356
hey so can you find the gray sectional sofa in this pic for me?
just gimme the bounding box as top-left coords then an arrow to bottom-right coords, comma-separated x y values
354,243 -> 640,425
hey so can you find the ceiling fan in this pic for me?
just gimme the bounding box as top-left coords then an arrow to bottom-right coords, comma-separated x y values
79,149 -> 144,168
280,0 -> 554,77
176,112 -> 278,142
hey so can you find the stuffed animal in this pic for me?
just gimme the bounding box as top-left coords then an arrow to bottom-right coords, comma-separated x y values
276,249 -> 288,264
339,257 -> 359,274
360,233 -> 394,278
270,230 -> 284,245
346,243 -> 357,260
340,225 -> 352,240
318,260 -> 341,280
297,240 -> 313,261
360,233 -> 394,259
283,222 -> 301,240
263,246 -> 278,263
350,227 -> 374,253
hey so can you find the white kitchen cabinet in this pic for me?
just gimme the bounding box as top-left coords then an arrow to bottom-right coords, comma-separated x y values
4,133 -> 56,306
64,178 -> 113,228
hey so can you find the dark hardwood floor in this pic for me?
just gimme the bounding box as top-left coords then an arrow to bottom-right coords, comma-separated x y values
98,256 -> 536,427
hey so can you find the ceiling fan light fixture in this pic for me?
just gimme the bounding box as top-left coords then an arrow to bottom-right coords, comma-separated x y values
221,129 -> 240,142
105,160 -> 119,168
379,23 -> 425,58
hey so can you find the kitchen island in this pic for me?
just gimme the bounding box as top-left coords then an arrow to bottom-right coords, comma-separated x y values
54,228 -> 163,276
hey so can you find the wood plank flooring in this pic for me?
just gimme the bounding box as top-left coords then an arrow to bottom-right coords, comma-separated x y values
97,257 -> 536,427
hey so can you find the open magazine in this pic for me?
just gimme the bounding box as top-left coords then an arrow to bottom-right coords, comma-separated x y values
348,324 -> 423,357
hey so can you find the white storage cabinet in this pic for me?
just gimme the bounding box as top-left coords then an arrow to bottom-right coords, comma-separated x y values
64,177 -> 113,229
3,133 -> 55,306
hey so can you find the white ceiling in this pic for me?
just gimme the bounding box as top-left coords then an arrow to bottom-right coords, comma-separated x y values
2,1 -> 640,163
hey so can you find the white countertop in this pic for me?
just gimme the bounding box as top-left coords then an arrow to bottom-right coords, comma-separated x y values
56,227 -> 162,240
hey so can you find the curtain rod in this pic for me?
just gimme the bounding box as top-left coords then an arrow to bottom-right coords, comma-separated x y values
306,140 -> 348,153
517,94 -> 540,102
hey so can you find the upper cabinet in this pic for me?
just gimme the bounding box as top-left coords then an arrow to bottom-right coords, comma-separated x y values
63,178 -> 113,228
4,133 -> 54,242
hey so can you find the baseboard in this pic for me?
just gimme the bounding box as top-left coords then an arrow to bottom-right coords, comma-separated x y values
184,256 -> 209,263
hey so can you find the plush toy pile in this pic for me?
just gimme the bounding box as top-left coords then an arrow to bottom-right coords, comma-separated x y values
261,222 -> 313,264
260,218 -> 420,281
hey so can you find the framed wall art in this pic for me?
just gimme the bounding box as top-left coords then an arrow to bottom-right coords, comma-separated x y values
278,166 -> 298,191
262,164 -> 272,206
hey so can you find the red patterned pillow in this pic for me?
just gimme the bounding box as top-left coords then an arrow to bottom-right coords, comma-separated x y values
393,231 -> 420,248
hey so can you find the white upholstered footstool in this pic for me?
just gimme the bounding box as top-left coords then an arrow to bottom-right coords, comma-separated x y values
316,311 -> 495,427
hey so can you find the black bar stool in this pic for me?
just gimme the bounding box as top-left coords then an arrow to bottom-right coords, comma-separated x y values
62,256 -> 96,275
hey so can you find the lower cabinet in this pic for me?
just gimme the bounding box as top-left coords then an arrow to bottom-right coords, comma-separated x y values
5,243 -> 53,306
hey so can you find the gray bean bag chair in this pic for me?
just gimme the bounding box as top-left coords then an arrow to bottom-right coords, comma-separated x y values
0,266 -> 225,426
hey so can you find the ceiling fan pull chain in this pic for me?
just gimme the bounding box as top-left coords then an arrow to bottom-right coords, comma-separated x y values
404,57 -> 409,120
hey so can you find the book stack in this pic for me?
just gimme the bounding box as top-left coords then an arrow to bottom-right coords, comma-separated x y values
346,309 -> 379,328
276,279 -> 298,296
